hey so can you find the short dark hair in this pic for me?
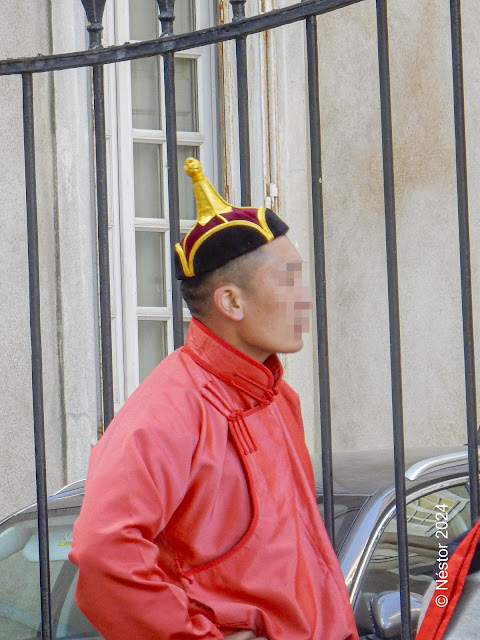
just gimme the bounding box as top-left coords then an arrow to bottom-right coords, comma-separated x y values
180,247 -> 264,320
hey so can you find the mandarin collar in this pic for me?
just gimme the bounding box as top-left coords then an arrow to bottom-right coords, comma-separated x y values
183,318 -> 283,404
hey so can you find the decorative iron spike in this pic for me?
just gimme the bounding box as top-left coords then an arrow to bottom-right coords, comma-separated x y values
80,0 -> 107,48
157,0 -> 175,36
230,0 -> 247,21
80,0 -> 107,23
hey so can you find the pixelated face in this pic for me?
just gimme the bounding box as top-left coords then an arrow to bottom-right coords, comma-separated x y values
238,236 -> 313,360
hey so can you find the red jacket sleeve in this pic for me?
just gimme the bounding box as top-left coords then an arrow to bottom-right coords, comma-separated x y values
69,384 -> 225,640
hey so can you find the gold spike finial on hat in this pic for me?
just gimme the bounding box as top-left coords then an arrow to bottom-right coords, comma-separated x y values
184,158 -> 232,226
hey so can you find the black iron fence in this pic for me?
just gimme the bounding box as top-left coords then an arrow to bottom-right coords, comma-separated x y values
1,1 -> 479,639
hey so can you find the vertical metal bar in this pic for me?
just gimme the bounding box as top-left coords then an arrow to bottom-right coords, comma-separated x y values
230,0 -> 251,205
22,71 -> 52,640
303,8 -> 334,546
81,0 -> 114,429
375,2 -> 412,639
450,0 -> 479,524
158,0 -> 184,349
163,52 -> 184,349
92,62 -> 115,428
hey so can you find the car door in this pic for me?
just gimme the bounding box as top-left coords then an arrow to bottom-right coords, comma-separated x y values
351,480 -> 471,636
0,507 -> 102,639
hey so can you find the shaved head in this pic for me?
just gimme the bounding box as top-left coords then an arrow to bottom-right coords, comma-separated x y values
180,246 -> 266,321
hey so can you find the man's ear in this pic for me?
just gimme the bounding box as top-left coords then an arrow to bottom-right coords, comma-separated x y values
213,284 -> 245,322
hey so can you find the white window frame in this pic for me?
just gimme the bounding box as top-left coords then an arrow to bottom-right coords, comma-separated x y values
104,0 -> 220,407
219,0 -> 279,210
103,0 -> 125,413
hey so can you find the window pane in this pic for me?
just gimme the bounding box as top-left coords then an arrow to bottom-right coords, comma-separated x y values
133,143 -> 163,218
317,495 -> 368,553
174,0 -> 195,34
129,0 -> 157,41
131,58 -> 161,129
0,512 -> 100,638
136,231 -> 166,307
175,57 -> 198,131
359,484 -> 470,610
138,320 -> 168,381
178,146 -> 199,219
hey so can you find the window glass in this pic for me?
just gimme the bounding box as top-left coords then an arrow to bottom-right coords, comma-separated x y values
131,58 -> 162,129
133,143 -> 163,218
175,58 -> 198,131
174,0 -> 195,34
317,495 -> 368,553
135,231 -> 166,307
177,145 -> 199,219
129,0 -> 157,41
0,512 -> 101,638
138,320 -> 168,381
129,0 -> 195,40
359,484 -> 471,614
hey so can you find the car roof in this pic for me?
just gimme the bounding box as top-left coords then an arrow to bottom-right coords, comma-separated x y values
0,483 -> 86,525
311,445 -> 470,496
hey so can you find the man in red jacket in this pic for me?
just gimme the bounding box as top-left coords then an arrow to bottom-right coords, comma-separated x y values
69,159 -> 358,640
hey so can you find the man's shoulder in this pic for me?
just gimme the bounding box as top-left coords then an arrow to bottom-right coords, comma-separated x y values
111,348 -> 209,428
86,350 -> 216,476
139,346 -> 207,394
277,378 -> 301,403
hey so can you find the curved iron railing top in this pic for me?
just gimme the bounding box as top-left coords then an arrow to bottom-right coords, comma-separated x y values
0,0 -> 364,75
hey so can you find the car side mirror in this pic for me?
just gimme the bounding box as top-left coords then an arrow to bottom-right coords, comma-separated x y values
370,590 -> 423,639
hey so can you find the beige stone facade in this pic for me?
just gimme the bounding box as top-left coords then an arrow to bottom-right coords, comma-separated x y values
1,0 -> 479,520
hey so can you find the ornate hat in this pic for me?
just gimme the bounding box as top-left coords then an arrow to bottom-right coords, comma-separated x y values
174,158 -> 289,279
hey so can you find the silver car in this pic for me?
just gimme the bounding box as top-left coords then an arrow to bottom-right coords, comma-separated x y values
313,446 -> 474,638
0,446 -> 474,639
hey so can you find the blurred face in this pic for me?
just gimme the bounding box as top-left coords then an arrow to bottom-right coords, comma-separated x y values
236,236 -> 313,362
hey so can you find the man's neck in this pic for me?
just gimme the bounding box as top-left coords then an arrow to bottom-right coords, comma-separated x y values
195,317 -> 273,364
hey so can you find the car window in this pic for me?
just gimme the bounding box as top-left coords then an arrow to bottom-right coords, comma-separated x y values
356,483 -> 471,624
0,510 -> 102,639
317,495 -> 369,552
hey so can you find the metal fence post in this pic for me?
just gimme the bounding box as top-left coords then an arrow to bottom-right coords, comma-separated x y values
449,0 -> 479,525
376,1 -> 412,638
303,2 -> 335,547
157,0 -> 184,350
22,70 -> 52,640
230,0 -> 251,205
80,0 -> 115,429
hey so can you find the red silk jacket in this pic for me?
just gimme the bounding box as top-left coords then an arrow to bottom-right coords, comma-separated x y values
69,319 -> 358,640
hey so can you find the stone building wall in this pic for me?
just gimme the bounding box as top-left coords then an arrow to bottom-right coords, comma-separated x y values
2,0 -> 479,519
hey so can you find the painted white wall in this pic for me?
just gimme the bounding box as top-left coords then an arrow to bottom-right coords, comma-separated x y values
0,1 -> 100,520
0,1 -> 64,520
49,0 -> 102,483
273,0 -> 479,453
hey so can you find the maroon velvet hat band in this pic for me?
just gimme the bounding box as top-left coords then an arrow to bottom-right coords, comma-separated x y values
174,159 -> 289,280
